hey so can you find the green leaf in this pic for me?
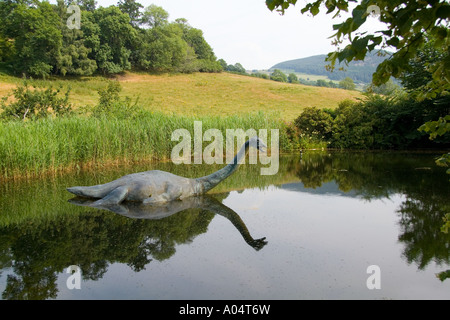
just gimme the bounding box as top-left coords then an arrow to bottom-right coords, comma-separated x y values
436,4 -> 450,19
266,0 -> 277,11
338,46 -> 357,64
386,37 -> 400,48
352,36 -> 369,52
352,5 -> 367,28
333,22 -> 344,31
311,3 -> 320,16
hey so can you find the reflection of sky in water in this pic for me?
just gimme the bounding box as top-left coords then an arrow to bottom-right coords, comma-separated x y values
53,186 -> 449,300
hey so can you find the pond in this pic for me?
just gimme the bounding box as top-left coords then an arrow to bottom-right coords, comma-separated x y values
0,151 -> 449,300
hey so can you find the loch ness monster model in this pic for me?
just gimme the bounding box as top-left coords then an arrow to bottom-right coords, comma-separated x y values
67,137 -> 267,206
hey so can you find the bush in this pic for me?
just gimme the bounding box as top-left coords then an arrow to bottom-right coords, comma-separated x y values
288,73 -> 299,84
91,81 -> 145,119
294,107 -> 333,141
292,94 -> 450,150
197,59 -> 223,73
339,77 -> 356,90
0,81 -> 72,121
270,69 -> 287,82
331,100 -> 374,149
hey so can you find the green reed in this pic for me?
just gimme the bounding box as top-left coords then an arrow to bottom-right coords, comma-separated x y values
0,111 -> 290,179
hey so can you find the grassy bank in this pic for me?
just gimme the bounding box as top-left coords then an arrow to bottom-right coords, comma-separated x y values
0,72 -> 362,121
0,111 -> 291,179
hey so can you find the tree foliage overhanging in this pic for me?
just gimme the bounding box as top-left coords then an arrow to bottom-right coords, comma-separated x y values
292,43 -> 450,150
266,0 -> 450,99
267,0 -> 450,169
0,0 -> 223,77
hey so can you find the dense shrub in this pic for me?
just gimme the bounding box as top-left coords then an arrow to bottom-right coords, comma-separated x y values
331,100 -> 375,149
294,94 -> 450,150
0,81 -> 72,121
294,107 -> 333,141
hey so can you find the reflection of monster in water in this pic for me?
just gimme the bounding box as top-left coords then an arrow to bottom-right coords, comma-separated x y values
0,193 -> 266,300
1,152 -> 449,300
69,194 -> 268,251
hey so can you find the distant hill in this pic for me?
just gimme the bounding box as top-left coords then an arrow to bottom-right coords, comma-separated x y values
270,51 -> 391,83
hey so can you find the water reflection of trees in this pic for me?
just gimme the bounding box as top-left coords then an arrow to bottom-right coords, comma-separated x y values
0,192 -> 268,300
1,152 -> 449,299
292,151 -> 450,276
0,200 -> 216,299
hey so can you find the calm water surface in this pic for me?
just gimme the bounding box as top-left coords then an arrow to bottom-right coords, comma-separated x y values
0,152 -> 449,300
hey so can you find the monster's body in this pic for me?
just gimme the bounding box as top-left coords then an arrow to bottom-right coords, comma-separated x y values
67,137 -> 266,206
67,170 -> 202,205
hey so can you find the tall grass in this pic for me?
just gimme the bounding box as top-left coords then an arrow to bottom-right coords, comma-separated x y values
0,111 -> 291,179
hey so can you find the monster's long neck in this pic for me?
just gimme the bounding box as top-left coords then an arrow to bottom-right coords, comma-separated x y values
195,141 -> 250,194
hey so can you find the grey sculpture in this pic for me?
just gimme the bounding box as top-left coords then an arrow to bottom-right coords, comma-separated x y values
69,195 -> 268,251
67,137 -> 267,206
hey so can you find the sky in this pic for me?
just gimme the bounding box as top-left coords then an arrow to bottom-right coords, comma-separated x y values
80,0 -> 385,70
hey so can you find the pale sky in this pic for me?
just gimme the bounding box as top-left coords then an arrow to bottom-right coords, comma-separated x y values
77,0 -> 386,70
134,0 -> 339,70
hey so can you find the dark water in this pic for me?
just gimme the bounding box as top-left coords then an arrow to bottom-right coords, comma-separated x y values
0,152 -> 449,300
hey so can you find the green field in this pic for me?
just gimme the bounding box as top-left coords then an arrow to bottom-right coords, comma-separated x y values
0,72 -> 361,121
0,72 -> 362,179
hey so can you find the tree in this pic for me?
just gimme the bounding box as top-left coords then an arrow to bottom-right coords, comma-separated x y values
0,81 -> 72,121
55,0 -> 97,76
117,0 -> 143,27
288,73 -> 299,84
270,69 -> 287,82
218,59 -> 228,70
365,78 -> 401,96
227,63 -> 246,74
328,80 -> 338,88
339,77 -> 356,90
86,6 -> 137,74
294,107 -> 334,140
316,79 -> 329,87
65,0 -> 97,12
266,0 -> 450,97
141,4 -> 169,29
1,1 -> 62,77
134,23 -> 188,73
181,26 -> 214,61
406,44 -> 450,171
400,42 -> 446,95
0,32 -> 14,65
0,1 -> 222,76
176,19 -> 221,72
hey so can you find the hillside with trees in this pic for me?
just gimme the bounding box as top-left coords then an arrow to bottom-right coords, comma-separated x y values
0,0 -> 222,78
270,51 -> 389,83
